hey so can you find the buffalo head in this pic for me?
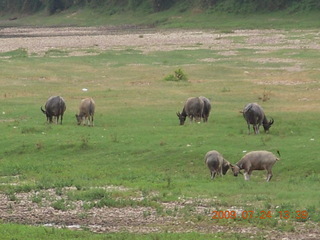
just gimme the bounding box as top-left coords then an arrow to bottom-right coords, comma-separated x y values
230,164 -> 242,176
176,112 -> 186,125
263,117 -> 274,132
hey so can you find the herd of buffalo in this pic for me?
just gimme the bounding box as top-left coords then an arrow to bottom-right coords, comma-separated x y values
176,96 -> 278,182
41,95 -> 278,181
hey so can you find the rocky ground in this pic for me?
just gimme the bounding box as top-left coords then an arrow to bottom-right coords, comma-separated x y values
0,186 -> 319,239
0,27 -> 319,56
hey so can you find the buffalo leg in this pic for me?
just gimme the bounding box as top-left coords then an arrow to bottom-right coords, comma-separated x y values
266,170 -> 273,182
247,123 -> 251,134
244,172 -> 250,180
244,170 -> 252,181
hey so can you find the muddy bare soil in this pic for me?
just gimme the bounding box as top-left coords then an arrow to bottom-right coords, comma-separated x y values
0,27 -> 320,238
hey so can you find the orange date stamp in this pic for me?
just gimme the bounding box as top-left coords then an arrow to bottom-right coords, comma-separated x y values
211,210 -> 309,220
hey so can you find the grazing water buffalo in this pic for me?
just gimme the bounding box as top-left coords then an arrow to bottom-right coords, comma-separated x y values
41,96 -> 66,124
199,96 -> 211,122
75,97 -> 95,126
176,97 -> 204,125
243,103 -> 274,134
231,150 -> 280,182
205,150 -> 231,179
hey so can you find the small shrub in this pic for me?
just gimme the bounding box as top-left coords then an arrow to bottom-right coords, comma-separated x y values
221,86 -> 231,92
143,210 -> 151,218
7,193 -> 17,202
166,176 -> 172,188
35,142 -> 43,150
164,68 -> 188,82
55,188 -> 63,196
31,194 -> 43,204
51,199 -> 68,211
80,136 -> 90,149
259,88 -> 271,102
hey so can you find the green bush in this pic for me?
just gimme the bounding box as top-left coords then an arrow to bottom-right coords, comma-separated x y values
164,68 -> 188,81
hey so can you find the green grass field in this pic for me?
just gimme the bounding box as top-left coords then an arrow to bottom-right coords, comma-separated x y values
1,6 -> 320,29
0,17 -> 319,239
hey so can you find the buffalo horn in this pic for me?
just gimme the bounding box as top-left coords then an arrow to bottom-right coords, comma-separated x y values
269,117 -> 274,125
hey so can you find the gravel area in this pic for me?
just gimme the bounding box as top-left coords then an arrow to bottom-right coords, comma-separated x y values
0,27 -> 319,55
0,187 -> 319,239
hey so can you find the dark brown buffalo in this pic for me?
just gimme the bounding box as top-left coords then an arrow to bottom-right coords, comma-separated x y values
41,96 -> 66,124
243,103 -> 274,134
177,97 -> 204,125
